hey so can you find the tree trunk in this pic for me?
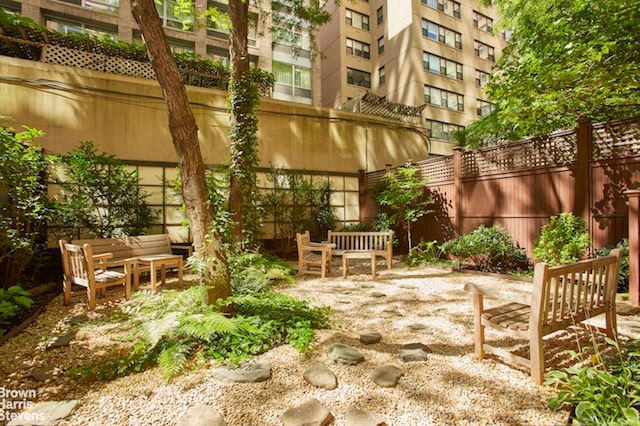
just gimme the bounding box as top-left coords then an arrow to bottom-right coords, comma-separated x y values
130,0 -> 230,300
228,0 -> 256,247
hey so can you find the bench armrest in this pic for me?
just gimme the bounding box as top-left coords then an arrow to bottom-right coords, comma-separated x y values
464,282 -> 531,306
302,244 -> 333,254
93,253 -> 113,264
310,242 -> 335,249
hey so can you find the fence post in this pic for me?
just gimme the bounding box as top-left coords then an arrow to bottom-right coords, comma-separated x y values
453,147 -> 462,236
625,190 -> 640,306
575,117 -> 592,237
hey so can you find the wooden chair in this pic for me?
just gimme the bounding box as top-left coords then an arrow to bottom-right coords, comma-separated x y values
464,249 -> 622,384
296,231 -> 334,278
59,240 -> 132,310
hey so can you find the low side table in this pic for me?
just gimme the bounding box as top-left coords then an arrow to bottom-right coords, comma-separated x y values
342,251 -> 377,278
136,254 -> 183,291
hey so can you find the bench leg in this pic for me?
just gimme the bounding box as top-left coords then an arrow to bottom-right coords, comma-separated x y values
342,256 -> 349,278
530,330 -> 544,385
371,254 -> 377,278
472,293 -> 486,360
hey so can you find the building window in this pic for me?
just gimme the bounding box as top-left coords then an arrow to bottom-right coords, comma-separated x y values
157,0 -> 193,31
423,52 -> 463,80
379,66 -> 386,85
347,67 -> 371,88
346,9 -> 369,31
421,0 -> 461,19
421,19 -> 462,49
476,70 -> 490,88
346,38 -> 371,59
425,119 -> 464,142
272,61 -> 312,104
58,0 -> 119,14
45,17 -> 117,39
474,40 -> 495,62
424,85 -> 464,112
377,7 -> 383,25
377,37 -> 384,55
477,100 -> 495,116
473,11 -> 493,33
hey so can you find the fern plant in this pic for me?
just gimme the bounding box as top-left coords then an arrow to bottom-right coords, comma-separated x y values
82,285 -> 329,380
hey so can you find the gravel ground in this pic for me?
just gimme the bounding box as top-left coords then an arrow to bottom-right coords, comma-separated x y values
2,261 -> 639,426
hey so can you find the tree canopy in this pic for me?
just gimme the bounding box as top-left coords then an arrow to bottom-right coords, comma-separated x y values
461,0 -> 640,147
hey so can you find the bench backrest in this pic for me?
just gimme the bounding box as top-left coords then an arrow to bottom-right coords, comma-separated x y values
126,234 -> 173,257
327,230 -> 393,252
72,237 -> 131,261
532,249 -> 622,334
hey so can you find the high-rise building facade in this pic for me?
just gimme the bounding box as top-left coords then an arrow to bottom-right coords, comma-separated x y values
0,0 -> 321,106
319,0 -> 506,156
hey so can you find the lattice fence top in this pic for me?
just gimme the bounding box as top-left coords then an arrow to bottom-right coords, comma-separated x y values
416,156 -> 454,183
339,91 -> 426,126
461,129 -> 577,176
592,117 -> 640,160
42,44 -> 157,79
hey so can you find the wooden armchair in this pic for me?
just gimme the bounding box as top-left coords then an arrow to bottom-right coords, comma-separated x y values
296,231 -> 334,278
464,249 -> 622,384
59,240 -> 132,310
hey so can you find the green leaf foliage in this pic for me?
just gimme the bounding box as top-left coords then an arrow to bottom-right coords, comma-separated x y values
462,0 -> 640,146
0,285 -> 33,337
50,141 -> 159,239
533,212 -> 590,266
592,239 -> 630,293
441,224 -> 530,273
373,162 -> 433,252
82,283 -> 329,380
0,119 -> 53,287
546,339 -> 640,425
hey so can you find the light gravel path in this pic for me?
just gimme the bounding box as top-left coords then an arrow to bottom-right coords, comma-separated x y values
2,261 -> 639,425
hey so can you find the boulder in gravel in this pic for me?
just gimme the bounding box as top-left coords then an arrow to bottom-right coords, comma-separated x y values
369,365 -> 404,387
28,366 -> 56,382
7,400 -> 78,426
210,358 -> 271,383
359,329 -> 382,345
405,323 -> 432,334
45,333 -> 75,350
399,343 -> 431,362
281,398 -> 333,426
176,404 -> 226,426
328,343 -> 364,365
346,406 -> 387,426
303,362 -> 338,390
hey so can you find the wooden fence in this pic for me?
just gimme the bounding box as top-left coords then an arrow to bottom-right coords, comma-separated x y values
361,116 -> 640,303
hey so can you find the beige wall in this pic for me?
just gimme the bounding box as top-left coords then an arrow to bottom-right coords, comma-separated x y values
0,56 -> 429,173
1,56 -> 430,242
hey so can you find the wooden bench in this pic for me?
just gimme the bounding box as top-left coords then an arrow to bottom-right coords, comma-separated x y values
72,234 -> 185,291
464,249 -> 622,384
296,231 -> 334,278
326,230 -> 394,270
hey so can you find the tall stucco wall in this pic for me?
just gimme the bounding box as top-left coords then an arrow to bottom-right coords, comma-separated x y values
0,56 -> 430,173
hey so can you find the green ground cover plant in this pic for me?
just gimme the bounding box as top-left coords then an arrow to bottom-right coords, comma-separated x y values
592,239 -> 630,294
0,285 -> 33,337
546,338 -> 640,425
79,254 -> 328,381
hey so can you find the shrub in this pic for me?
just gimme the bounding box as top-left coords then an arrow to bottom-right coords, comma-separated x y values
533,212 -> 590,266
440,224 -> 530,273
0,285 -> 34,337
51,141 -> 159,239
546,338 -> 640,425
405,240 -> 446,267
592,239 -> 630,294
0,120 -> 53,288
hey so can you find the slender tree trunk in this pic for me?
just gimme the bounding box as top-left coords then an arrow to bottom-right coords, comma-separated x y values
130,0 -> 230,300
228,0 -> 256,247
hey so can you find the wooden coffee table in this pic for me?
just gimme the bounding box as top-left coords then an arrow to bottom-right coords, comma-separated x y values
136,254 -> 183,291
342,251 -> 377,278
